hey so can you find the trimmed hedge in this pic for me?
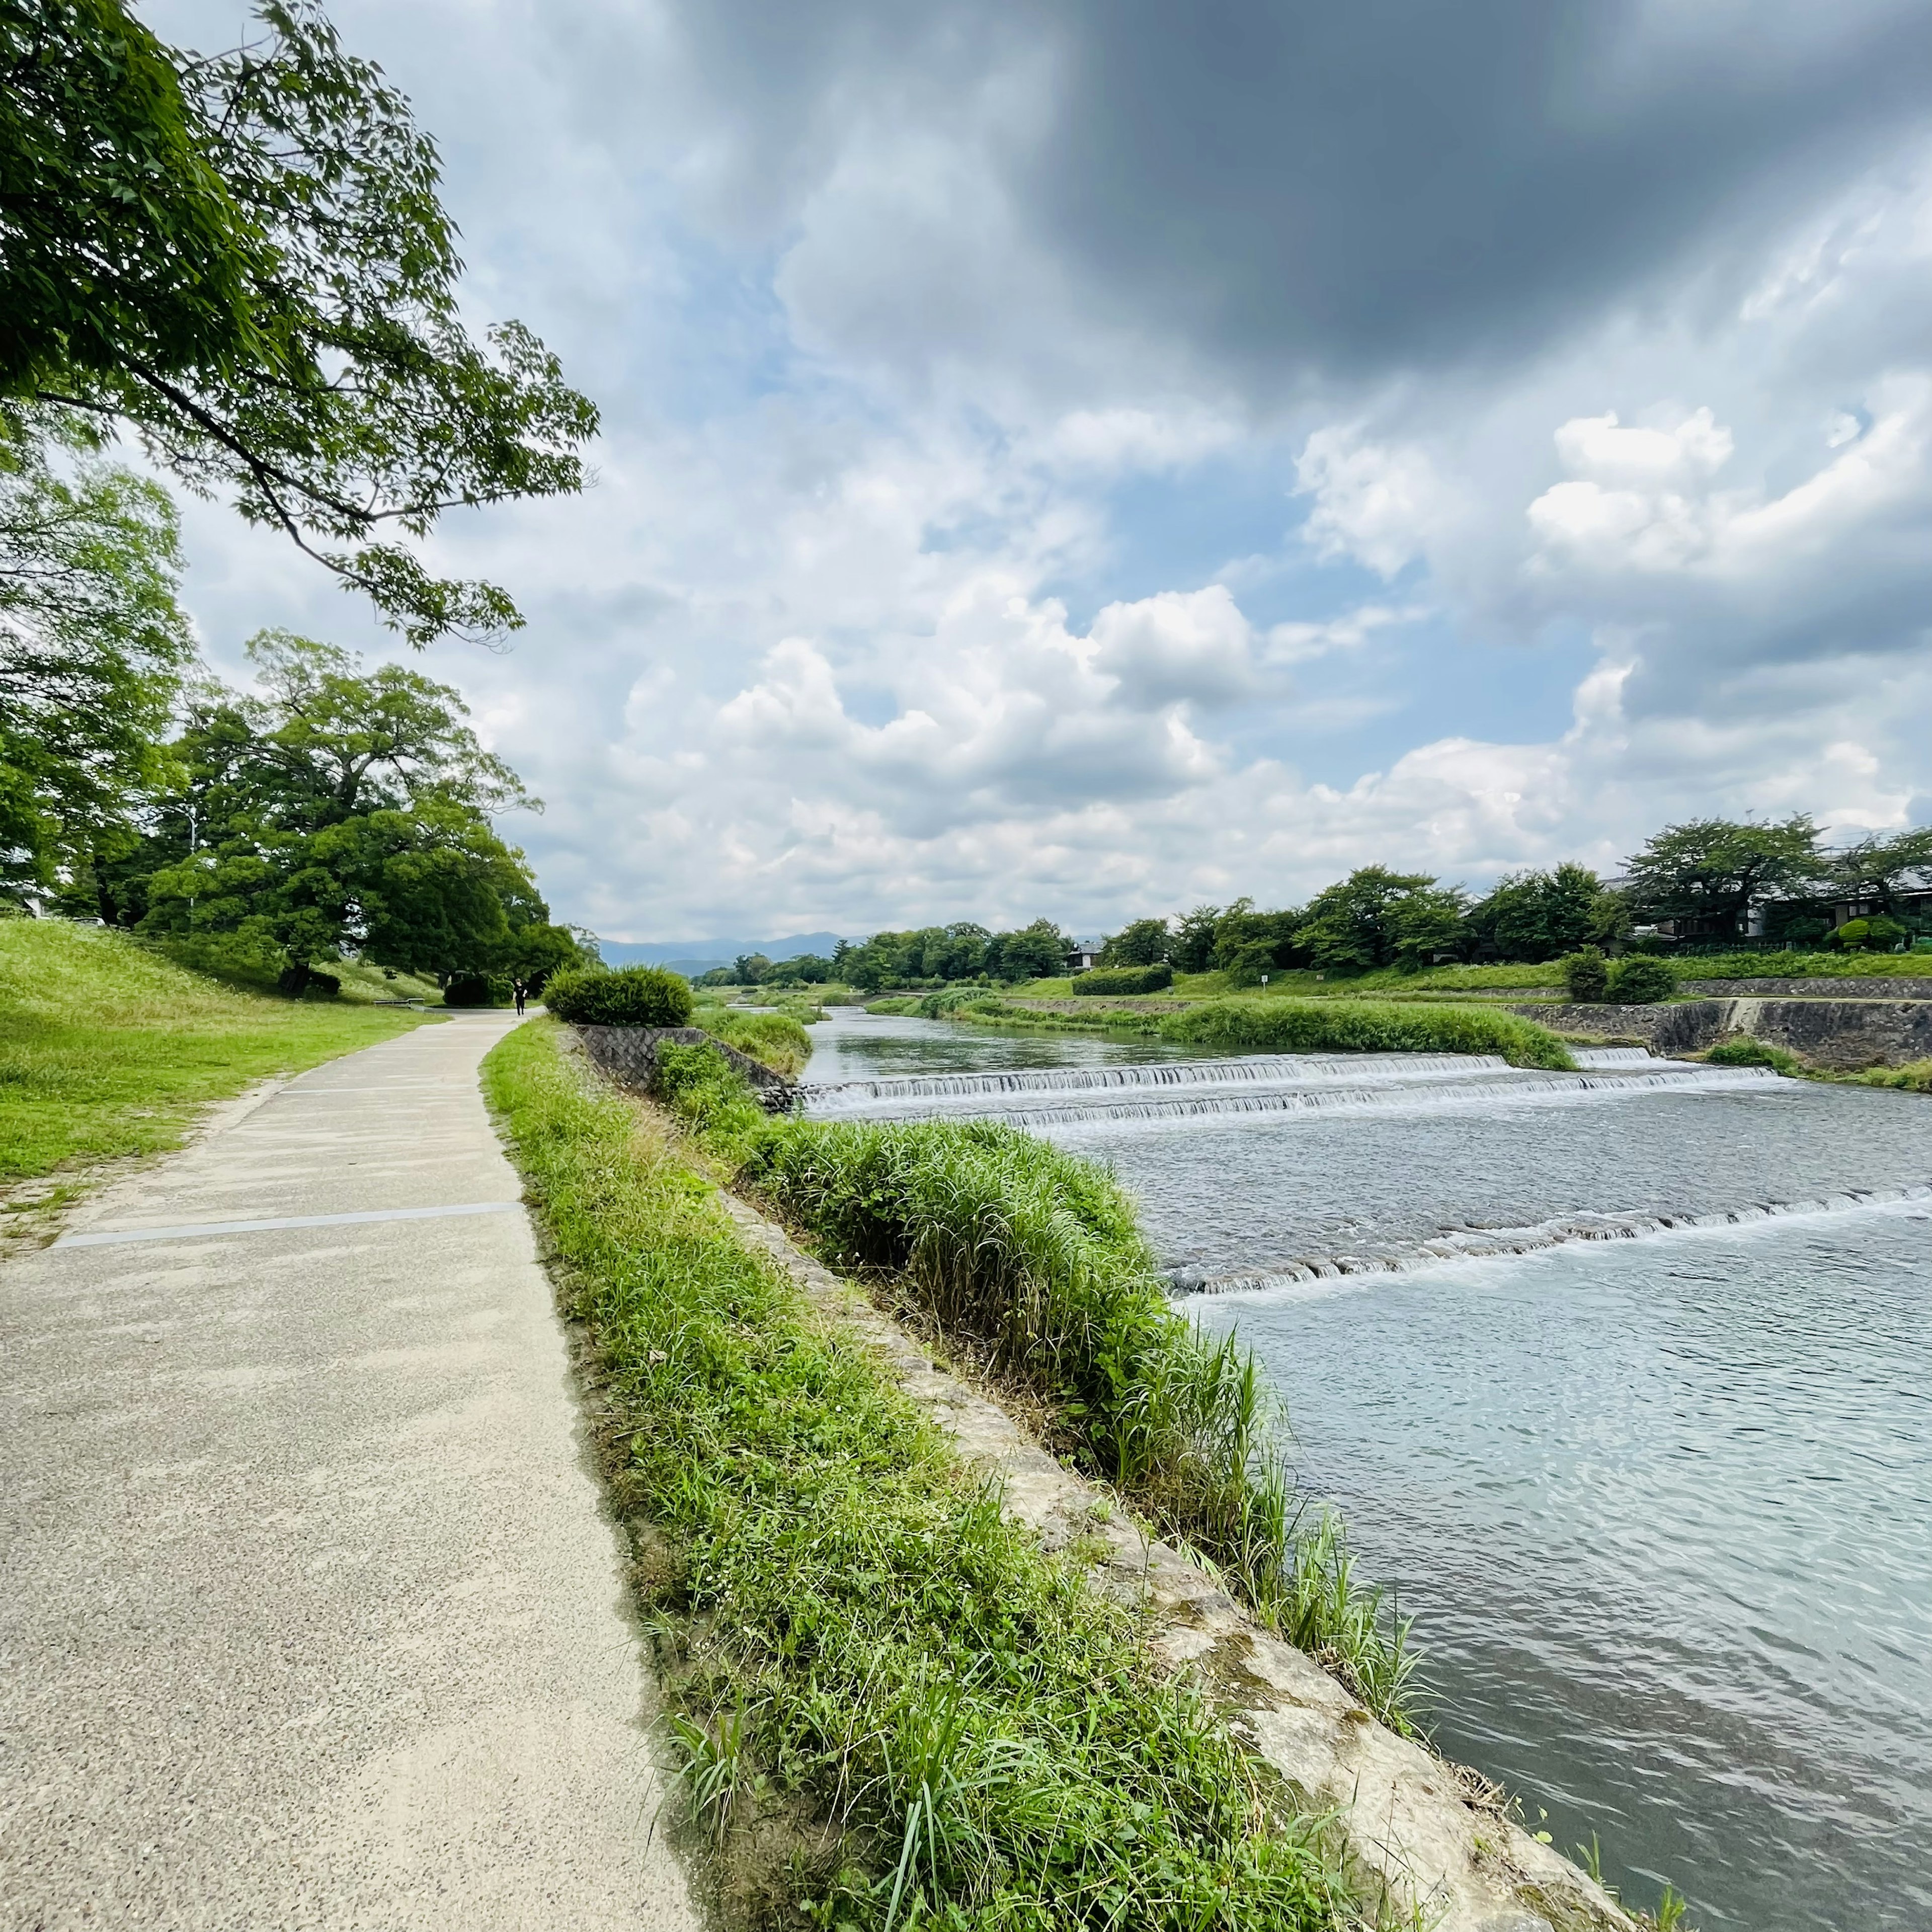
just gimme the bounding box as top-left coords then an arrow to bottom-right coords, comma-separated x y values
1074,962 -> 1174,995
542,963 -> 694,1027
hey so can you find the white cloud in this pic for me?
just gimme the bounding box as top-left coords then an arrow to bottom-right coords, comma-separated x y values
1293,427 -> 1455,578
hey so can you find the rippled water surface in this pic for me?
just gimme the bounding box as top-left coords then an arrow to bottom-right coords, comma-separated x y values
801,1009 -> 1932,1930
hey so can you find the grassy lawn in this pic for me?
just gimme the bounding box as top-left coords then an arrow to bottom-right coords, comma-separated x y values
483,1020 -> 1361,1932
0,920 -> 436,1185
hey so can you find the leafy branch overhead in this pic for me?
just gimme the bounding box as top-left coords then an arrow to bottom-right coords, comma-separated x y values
2,0 -> 598,644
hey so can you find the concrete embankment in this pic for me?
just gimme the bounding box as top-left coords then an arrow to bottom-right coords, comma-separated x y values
1514,997 -> 1932,1068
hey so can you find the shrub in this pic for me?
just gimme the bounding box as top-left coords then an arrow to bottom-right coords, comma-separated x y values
1073,962 -> 1174,995
543,964 -> 694,1027
1834,914 -> 1908,952
1604,955 -> 1676,1004
1559,947 -> 1609,1003
442,972 -> 508,1007
1706,1036 -> 1800,1074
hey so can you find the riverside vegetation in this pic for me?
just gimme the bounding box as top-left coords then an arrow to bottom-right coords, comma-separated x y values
873,989 -> 1575,1071
0,919 -> 430,1190
485,1020 -> 1371,1932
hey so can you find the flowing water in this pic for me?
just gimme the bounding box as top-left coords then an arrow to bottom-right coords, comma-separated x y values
800,1009 -> 1932,1930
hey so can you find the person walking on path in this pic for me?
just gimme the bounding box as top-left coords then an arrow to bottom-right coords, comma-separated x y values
0,1013 -> 696,1932
515,982 -> 527,1015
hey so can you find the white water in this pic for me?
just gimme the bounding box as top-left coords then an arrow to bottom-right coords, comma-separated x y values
801,1043 -> 1777,1132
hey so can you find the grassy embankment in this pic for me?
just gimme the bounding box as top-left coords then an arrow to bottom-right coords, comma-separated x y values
873,989 -> 1575,1071
486,1020 -> 1367,1932
0,920 -> 434,1192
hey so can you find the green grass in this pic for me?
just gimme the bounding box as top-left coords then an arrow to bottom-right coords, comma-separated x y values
0,920 -> 434,1183
1848,1057 -> 1932,1093
484,1020 -> 1364,1932
899,992 -> 1573,1072
696,1007 -> 816,1077
649,1042 -> 1423,1732
1669,950 -> 1932,980
1160,999 -> 1575,1068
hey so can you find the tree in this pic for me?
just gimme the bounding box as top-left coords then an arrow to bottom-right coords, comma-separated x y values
1170,906 -> 1221,974
1623,818 -> 1826,937
986,918 -> 1067,983
1832,829 -> 1932,917
120,632 -> 551,987
1466,863 -> 1601,962
501,921 -> 592,1001
1099,917 -> 1172,967
1210,899 -> 1303,975
1296,867 -> 1468,973
0,426 -> 191,899
5,0 -> 597,645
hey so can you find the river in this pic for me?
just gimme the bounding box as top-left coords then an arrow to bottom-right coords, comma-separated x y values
798,1007 -> 1932,1931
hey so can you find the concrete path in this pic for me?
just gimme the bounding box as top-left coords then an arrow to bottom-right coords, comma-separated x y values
0,1016 -> 696,1931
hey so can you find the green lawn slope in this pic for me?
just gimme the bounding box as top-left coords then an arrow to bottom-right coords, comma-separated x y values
0,921 -> 435,1186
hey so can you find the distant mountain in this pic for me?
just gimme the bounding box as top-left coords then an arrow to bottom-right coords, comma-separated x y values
598,932 -> 847,978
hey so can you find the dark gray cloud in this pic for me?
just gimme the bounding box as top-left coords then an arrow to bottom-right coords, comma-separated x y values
641,0 -> 1932,383
1029,0 -> 1932,374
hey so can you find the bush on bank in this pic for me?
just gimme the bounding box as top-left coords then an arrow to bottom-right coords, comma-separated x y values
483,1021 -> 1360,1932
543,963 -> 694,1028
699,1008 -> 814,1078
1160,998 -> 1575,1070
649,1041 -> 1423,1730
1074,963 -> 1174,995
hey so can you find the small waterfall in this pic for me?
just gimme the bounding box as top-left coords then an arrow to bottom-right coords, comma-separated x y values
799,1050 -> 1508,1110
802,1052 -> 1780,1128
1169,1182 -> 1932,1294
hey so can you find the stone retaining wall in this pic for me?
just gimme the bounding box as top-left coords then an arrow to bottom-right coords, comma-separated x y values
574,1024 -> 795,1104
1513,1000 -> 1932,1070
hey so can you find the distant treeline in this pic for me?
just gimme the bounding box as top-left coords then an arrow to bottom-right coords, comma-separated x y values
704,817 -> 1932,988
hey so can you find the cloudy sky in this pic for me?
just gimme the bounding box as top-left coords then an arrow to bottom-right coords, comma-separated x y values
152,0 -> 1932,941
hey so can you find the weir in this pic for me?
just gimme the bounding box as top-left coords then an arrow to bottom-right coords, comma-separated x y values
801,1046 -> 1779,1128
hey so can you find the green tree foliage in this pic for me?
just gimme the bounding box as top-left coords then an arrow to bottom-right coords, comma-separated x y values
832,918 -> 1060,989
1098,916 -> 1172,967
3,0 -> 597,645
1170,905 -> 1222,973
1206,900 -> 1303,983
1623,817 -> 1826,937
0,426 -> 192,897
101,630 -> 552,988
1295,867 -> 1468,973
1465,862 -> 1600,962
1832,829 -> 1932,917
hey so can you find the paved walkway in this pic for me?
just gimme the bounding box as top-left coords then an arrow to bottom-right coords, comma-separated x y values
0,1016 -> 696,1931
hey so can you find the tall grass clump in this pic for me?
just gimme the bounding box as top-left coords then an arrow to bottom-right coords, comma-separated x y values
484,1021 -> 1361,1932
701,1008 -> 815,1078
738,1112 -> 1422,1729
1159,998 -> 1574,1070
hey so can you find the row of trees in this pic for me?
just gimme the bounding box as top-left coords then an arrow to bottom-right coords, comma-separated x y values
4,1 -> 595,919
1103,819 -> 1932,981
701,920 -> 1072,991
722,818 -> 1932,995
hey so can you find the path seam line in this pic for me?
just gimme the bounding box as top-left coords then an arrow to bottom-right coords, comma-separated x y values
54,1201 -> 521,1249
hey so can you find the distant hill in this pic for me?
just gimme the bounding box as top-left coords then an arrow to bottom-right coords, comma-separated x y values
597,932 -> 847,979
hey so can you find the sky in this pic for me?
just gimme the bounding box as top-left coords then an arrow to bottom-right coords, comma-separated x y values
151,0 -> 1932,942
